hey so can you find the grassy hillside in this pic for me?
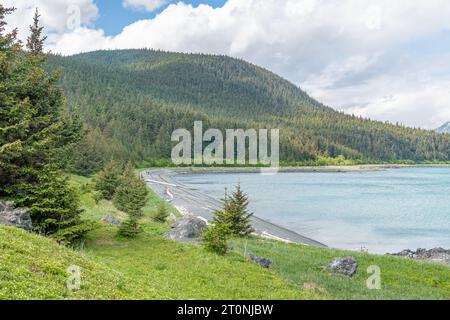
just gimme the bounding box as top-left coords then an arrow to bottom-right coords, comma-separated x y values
2,175 -> 449,300
0,225 -> 161,299
46,50 -> 450,174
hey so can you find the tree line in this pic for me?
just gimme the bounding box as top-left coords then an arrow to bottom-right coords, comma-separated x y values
43,49 -> 450,174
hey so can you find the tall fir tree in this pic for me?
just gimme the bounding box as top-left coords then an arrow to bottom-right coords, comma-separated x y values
0,5 -> 81,198
214,184 -> 253,237
114,161 -> 148,237
26,9 -> 47,56
0,6 -> 88,244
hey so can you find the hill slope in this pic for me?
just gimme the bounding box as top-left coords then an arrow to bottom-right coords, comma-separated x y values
0,225 -> 161,299
47,50 -> 450,170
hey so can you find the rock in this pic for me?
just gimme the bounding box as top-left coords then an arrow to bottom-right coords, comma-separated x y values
247,253 -> 272,269
391,248 -> 450,265
325,256 -> 358,277
101,214 -> 121,226
163,216 -> 207,242
0,201 -> 33,231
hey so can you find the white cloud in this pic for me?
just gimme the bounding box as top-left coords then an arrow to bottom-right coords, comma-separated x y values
6,0 -> 450,128
122,0 -> 168,12
4,0 -> 98,40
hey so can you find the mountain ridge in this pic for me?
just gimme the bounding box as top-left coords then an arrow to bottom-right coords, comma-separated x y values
46,49 -> 450,172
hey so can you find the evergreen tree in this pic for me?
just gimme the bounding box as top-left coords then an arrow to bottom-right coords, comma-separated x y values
70,126 -> 107,176
94,160 -> 121,200
153,203 -> 170,223
214,184 -> 253,237
118,217 -> 142,238
26,9 -> 47,56
202,220 -> 232,255
113,161 -> 148,217
0,7 -> 88,244
14,167 -> 95,244
0,5 -> 81,198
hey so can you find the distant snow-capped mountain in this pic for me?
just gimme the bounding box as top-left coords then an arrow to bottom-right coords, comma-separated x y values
435,122 -> 450,133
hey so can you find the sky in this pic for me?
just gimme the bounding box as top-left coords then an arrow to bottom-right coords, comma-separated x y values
4,0 -> 450,129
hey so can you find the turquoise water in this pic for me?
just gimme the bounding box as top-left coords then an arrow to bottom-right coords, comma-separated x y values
175,168 -> 450,253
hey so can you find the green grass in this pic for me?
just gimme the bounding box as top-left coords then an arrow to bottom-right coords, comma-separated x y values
72,175 -> 312,299
231,238 -> 450,300
2,174 -> 449,300
0,225 -> 161,299
82,225 -> 311,299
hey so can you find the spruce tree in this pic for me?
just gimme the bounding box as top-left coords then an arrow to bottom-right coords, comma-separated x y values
0,5 -> 81,197
94,160 -> 121,200
113,161 -> 148,217
26,9 -> 47,56
202,220 -> 232,255
153,203 -> 170,223
14,167 -> 95,244
214,184 -> 253,237
0,6 -> 88,244
114,161 -> 148,237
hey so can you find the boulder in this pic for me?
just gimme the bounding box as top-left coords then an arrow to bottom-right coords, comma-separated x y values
391,248 -> 450,265
0,201 -> 33,232
163,216 -> 207,242
325,256 -> 358,277
247,253 -> 272,269
101,214 -> 121,226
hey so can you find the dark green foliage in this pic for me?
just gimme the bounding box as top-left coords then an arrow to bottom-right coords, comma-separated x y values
118,217 -> 142,238
14,167 -> 95,244
45,49 -> 450,166
94,160 -> 121,200
113,161 -> 149,217
26,9 -> 47,56
202,220 -> 232,255
153,203 -> 169,223
214,185 -> 253,237
70,126 -> 105,176
0,7 -> 88,244
0,6 -> 81,198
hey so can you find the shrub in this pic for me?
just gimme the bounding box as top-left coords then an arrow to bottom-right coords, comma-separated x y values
118,217 -> 142,238
202,219 -> 232,255
153,203 -> 170,223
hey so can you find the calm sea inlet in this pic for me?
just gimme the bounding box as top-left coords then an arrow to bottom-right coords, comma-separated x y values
175,167 -> 450,253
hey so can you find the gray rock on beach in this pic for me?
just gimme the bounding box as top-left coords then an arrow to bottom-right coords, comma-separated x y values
391,248 -> 450,265
325,256 -> 358,277
163,216 -> 207,242
0,201 -> 33,231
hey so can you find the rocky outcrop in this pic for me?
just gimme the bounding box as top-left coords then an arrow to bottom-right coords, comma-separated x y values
324,256 -> 358,277
0,201 -> 33,231
391,248 -> 450,265
101,214 -> 121,226
247,253 -> 272,269
163,216 -> 207,242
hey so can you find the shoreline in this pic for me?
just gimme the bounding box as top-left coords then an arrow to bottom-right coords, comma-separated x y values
142,165 -> 450,254
149,163 -> 450,176
142,168 -> 326,247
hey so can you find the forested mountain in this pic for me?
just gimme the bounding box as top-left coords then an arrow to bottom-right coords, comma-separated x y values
46,49 -> 450,172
